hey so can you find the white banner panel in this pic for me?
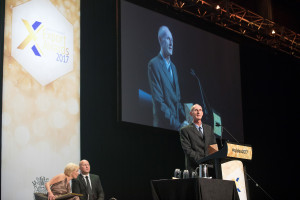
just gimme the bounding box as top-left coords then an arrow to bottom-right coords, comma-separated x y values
1,0 -> 80,199
222,160 -> 248,200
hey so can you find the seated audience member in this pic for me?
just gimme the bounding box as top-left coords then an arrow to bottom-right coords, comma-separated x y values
45,163 -> 80,200
72,159 -> 105,200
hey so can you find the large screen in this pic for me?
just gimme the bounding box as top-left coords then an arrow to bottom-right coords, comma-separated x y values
120,0 -> 244,142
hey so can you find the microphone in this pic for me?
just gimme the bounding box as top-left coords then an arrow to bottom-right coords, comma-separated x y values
215,122 -> 223,147
215,122 -> 240,144
190,68 -> 210,117
215,124 -> 274,199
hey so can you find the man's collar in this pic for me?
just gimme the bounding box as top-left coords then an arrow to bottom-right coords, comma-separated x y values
160,50 -> 171,65
193,122 -> 203,129
81,173 -> 90,177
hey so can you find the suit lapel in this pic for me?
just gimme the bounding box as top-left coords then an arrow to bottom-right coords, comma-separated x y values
90,174 -> 98,193
171,62 -> 179,93
190,123 -> 203,139
202,124 -> 210,153
89,174 -> 95,190
79,174 -> 88,190
203,124 -> 208,140
158,54 -> 175,89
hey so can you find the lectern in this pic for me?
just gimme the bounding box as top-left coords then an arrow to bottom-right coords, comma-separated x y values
198,141 -> 252,179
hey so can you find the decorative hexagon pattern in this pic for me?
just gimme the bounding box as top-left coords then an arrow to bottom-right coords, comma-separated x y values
11,0 -> 73,86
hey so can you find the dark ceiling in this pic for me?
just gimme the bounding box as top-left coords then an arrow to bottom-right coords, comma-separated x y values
232,0 -> 300,33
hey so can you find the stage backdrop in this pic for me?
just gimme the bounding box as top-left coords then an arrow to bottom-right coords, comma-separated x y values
1,0 -> 80,199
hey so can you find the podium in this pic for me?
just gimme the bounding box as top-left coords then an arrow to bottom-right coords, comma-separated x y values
198,141 -> 252,200
198,141 -> 252,179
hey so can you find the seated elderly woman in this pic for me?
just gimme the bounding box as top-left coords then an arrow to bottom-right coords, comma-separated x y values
45,163 -> 80,200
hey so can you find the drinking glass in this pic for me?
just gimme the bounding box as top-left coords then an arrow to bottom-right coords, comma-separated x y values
183,170 -> 189,179
174,169 -> 181,178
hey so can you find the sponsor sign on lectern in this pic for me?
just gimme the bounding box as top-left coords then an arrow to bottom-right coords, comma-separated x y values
198,141 -> 252,200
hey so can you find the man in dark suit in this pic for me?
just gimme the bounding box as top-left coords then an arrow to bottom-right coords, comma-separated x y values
180,104 -> 216,172
148,26 -> 188,131
72,160 -> 104,200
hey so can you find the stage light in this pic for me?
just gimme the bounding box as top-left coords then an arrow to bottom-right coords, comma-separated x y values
271,29 -> 276,34
157,0 -> 300,59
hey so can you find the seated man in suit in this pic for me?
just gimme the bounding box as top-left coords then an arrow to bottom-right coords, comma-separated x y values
180,104 -> 216,172
72,160 -> 104,200
148,25 -> 188,131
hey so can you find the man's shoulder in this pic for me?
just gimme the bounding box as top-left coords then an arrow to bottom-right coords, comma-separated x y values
180,123 -> 194,132
72,176 -> 81,183
90,173 -> 100,179
148,54 -> 162,67
203,123 -> 212,129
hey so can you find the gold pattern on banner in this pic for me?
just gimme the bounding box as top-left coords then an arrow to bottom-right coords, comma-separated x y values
2,2 -> 80,199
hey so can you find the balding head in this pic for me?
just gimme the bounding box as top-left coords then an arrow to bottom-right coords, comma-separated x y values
157,26 -> 173,60
158,26 -> 170,44
79,159 -> 90,175
190,104 -> 201,112
190,104 -> 203,124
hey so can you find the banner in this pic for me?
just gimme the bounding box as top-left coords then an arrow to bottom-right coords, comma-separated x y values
1,0 -> 80,199
222,160 -> 248,200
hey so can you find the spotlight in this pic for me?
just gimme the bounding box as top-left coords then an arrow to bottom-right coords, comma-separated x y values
271,29 -> 276,34
216,5 -> 220,10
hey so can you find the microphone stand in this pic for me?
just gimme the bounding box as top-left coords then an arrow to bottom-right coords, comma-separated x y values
218,123 -> 275,200
219,124 -> 240,144
190,68 -> 210,117
219,131 -> 223,148
245,172 -> 275,200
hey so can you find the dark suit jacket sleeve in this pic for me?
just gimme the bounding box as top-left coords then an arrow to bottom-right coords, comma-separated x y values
94,175 -> 104,200
180,127 -> 203,163
148,60 -> 182,130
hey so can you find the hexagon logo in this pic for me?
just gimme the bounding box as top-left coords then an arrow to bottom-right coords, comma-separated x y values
11,0 -> 73,86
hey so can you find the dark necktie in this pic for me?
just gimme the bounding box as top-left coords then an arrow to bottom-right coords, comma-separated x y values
199,127 -> 203,137
85,176 -> 92,199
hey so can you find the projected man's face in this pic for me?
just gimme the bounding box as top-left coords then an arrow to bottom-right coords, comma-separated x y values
160,28 -> 173,59
190,104 -> 203,122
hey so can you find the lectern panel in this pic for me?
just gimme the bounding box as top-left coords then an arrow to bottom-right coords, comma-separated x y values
227,143 -> 252,160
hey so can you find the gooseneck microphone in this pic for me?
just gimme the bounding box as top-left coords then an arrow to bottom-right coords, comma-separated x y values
215,123 -> 274,200
215,122 -> 223,147
190,68 -> 210,117
215,122 -> 240,144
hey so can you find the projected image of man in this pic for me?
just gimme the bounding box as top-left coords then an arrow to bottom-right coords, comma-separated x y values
180,104 -> 216,172
148,26 -> 188,131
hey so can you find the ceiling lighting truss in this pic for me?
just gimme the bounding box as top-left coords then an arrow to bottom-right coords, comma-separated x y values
157,0 -> 300,59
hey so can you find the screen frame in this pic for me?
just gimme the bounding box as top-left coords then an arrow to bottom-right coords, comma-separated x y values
116,0 -> 245,137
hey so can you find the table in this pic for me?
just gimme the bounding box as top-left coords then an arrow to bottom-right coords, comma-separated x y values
151,178 -> 240,200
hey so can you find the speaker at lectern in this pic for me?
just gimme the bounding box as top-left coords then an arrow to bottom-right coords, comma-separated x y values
198,141 -> 252,200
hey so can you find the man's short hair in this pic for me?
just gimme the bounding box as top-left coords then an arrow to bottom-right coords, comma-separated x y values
190,104 -> 201,112
64,163 -> 79,176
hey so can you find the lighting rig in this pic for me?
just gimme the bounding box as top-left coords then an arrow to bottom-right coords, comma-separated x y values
157,0 -> 300,59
